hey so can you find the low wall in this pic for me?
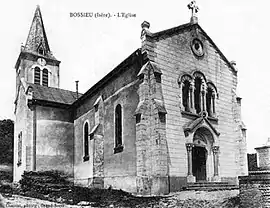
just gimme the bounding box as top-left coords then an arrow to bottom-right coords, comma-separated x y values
239,171 -> 270,207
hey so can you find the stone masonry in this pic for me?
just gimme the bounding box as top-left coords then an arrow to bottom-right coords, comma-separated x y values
239,139 -> 270,207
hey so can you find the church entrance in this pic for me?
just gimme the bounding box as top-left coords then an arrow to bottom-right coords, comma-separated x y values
192,146 -> 207,181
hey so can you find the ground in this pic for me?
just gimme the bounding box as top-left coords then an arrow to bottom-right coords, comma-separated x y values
1,190 -> 239,208
0,165 -> 240,207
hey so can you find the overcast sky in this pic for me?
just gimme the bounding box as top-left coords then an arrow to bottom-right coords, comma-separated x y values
0,0 -> 269,152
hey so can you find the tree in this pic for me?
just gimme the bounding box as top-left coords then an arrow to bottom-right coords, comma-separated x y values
0,119 -> 14,164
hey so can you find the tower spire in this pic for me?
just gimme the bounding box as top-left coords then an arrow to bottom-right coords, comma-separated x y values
24,5 -> 51,55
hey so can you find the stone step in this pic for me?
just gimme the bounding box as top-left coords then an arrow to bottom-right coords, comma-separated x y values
186,182 -> 238,191
188,182 -> 232,187
186,186 -> 239,191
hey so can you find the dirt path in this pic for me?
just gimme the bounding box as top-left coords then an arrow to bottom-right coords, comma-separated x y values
0,190 -> 239,208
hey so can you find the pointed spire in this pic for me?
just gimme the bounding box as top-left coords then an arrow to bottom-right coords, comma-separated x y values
24,5 -> 51,55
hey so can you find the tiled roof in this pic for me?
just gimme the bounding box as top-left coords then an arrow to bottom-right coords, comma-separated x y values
27,83 -> 81,105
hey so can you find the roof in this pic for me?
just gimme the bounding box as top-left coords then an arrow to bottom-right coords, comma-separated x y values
27,83 -> 82,105
25,5 -> 51,54
72,48 -> 141,107
15,6 -> 59,70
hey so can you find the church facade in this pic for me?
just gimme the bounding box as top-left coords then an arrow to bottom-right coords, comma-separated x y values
13,5 -> 248,195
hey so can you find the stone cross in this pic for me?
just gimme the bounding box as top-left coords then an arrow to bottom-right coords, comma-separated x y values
188,1 -> 199,17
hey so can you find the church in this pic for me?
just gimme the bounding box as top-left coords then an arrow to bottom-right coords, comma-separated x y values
13,2 -> 248,195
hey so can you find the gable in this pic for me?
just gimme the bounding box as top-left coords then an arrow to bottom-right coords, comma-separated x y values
146,23 -> 236,75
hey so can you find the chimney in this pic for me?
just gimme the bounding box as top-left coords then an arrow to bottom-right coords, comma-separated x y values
75,80 -> 79,99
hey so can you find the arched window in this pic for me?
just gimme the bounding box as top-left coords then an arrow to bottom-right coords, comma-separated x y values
194,77 -> 202,114
83,122 -> 89,161
42,69 -> 48,87
38,47 -> 44,55
38,44 -> 45,56
115,104 -> 123,153
17,132 -> 22,166
206,83 -> 217,117
182,80 -> 190,112
206,87 -> 213,116
34,67 -> 41,85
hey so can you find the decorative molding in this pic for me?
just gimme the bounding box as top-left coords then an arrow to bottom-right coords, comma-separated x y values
212,146 -> 220,154
183,114 -> 220,137
186,143 -> 194,152
137,61 -> 161,77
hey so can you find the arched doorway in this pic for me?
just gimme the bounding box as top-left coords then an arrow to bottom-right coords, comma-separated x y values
192,127 -> 214,182
192,146 -> 207,181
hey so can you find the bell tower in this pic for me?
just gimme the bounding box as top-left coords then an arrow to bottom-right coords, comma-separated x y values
15,5 -> 60,89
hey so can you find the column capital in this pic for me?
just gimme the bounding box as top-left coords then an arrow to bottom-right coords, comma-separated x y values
186,143 -> 194,152
212,146 -> 219,154
201,84 -> 206,95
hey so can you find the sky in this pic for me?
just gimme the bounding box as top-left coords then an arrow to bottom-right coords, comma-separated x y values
0,0 -> 269,153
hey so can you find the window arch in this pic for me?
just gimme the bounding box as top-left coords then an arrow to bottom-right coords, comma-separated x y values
34,67 -> 41,84
206,87 -> 213,116
194,76 -> 202,114
180,74 -> 193,112
206,82 -> 217,117
38,43 -> 45,56
17,132 -> 22,166
114,104 -> 123,153
83,122 -> 89,161
182,80 -> 191,112
42,68 -> 49,87
180,71 -> 217,118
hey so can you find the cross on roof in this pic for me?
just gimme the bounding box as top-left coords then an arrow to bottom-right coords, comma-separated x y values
188,1 -> 199,17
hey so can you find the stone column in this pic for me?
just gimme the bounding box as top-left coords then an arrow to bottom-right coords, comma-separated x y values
189,81 -> 195,113
212,146 -> 220,181
200,82 -> 206,112
186,143 -> 195,182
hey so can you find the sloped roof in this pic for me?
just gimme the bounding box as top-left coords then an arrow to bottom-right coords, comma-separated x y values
27,83 -> 81,105
72,48 -> 141,107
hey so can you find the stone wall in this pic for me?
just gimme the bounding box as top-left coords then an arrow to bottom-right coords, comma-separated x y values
239,172 -> 270,207
18,55 -> 60,88
35,106 -> 74,176
135,60 -> 169,195
73,52 -> 141,193
142,23 -> 247,188
14,85 -> 33,182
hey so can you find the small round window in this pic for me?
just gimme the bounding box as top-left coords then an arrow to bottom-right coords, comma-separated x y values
191,39 -> 204,57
